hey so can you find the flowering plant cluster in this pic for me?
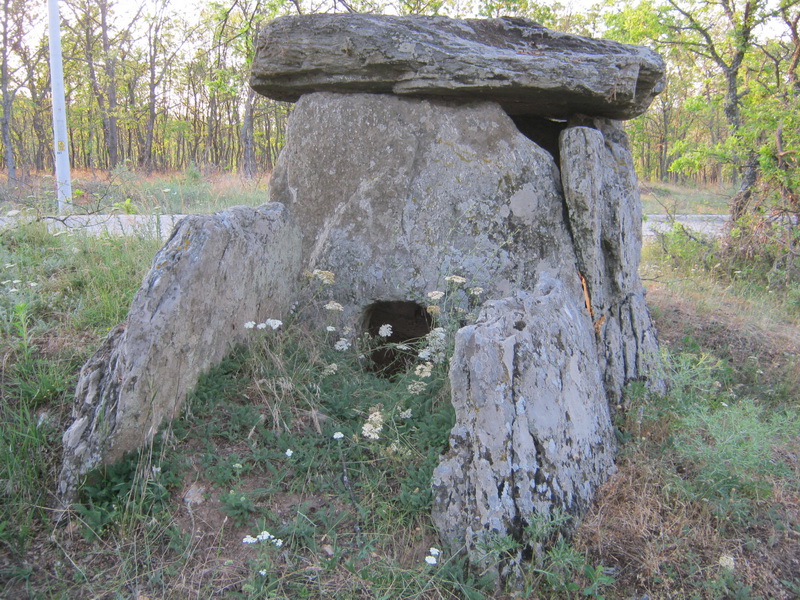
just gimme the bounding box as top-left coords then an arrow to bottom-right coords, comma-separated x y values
243,529 -> 284,548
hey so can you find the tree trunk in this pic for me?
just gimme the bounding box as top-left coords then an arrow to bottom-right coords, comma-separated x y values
1,0 -> 17,184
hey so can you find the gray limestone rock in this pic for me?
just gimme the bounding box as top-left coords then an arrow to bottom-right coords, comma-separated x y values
560,120 -> 664,403
431,275 -> 616,583
269,91 -> 575,324
251,14 -> 666,120
58,204 -> 302,505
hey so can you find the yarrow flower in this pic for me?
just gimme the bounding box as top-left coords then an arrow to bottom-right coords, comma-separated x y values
334,338 -> 351,351
378,323 -> 393,338
242,535 -> 258,544
256,322 -> 267,329
324,301 -> 344,312
323,363 -> 338,376
361,407 -> 384,440
326,325 -> 336,332
445,275 -> 467,285
333,431 -> 344,439
469,287 -> 484,296
310,269 -> 336,285
399,408 -> 413,419
407,380 -> 427,395
285,449 -> 293,458
259,569 -> 267,576
264,319 -> 282,330
427,290 -> 445,301
718,555 -> 735,571
415,362 -> 433,378
425,547 -> 441,565
418,327 -> 448,364
244,321 -> 256,329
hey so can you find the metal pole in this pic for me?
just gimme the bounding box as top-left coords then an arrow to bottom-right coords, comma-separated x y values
48,0 -> 72,214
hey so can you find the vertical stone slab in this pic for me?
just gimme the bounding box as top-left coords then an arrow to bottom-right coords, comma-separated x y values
58,204 -> 302,505
561,120 -> 664,404
432,274 -> 616,583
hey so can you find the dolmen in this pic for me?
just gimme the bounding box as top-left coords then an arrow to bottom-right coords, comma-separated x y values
59,14 -> 666,584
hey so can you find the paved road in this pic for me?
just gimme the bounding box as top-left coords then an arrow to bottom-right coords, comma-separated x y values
1,212 -> 728,240
643,214 -> 728,239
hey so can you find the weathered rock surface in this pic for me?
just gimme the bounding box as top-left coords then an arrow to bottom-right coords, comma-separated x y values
60,80 -> 664,581
270,92 -> 575,322
251,14 -> 666,120
560,119 -> 664,403
432,276 -> 616,582
58,205 -> 301,504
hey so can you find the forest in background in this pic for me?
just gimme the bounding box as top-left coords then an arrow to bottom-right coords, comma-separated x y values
0,0 -> 798,223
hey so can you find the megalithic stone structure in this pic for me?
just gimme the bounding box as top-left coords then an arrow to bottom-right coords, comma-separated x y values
59,14 -> 665,582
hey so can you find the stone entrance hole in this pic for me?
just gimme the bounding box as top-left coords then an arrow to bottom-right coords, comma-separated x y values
362,300 -> 433,375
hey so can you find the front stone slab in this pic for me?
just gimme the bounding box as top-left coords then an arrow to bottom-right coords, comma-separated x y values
432,274 -> 616,582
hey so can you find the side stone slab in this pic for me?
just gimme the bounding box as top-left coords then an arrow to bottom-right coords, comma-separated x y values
58,204 -> 302,504
560,121 -> 664,403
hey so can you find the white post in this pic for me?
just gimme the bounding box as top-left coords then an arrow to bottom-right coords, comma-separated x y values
48,0 -> 72,214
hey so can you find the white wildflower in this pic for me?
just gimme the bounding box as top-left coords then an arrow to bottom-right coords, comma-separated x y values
468,287 -> 484,296
285,449 -> 293,458
426,305 -> 441,317
259,569 -> 267,576
408,380 -> 427,395
429,547 -> 441,556
378,323 -> 393,337
399,408 -> 412,419
311,269 -> 335,285
427,290 -> 444,301
361,408 -> 384,440
151,466 -> 161,474
264,319 -> 282,330
232,463 -> 243,470
395,343 -> 410,351
445,275 -> 467,285
334,338 -> 351,351
244,321 -> 256,329
718,555 -> 735,570
415,362 -> 433,378
242,535 -> 258,544
425,555 -> 438,565
326,325 -> 336,332
273,538 -> 284,548
257,531 -> 273,542
256,322 -> 267,329
324,301 -> 344,312
333,431 -> 344,439
420,327 -> 448,364
323,363 -> 338,376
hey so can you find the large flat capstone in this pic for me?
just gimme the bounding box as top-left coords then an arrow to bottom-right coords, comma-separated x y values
251,14 -> 666,120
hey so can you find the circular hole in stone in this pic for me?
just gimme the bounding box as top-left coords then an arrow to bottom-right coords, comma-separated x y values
362,300 -> 433,375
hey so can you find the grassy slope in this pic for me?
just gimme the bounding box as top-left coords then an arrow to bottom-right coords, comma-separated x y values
1,180 -> 797,599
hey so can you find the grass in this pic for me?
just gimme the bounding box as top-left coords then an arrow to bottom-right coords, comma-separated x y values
1,175 -> 798,599
639,181 -> 734,215
1,167 -> 270,217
